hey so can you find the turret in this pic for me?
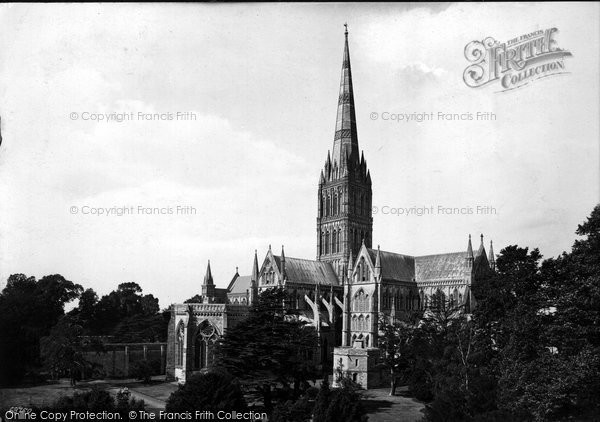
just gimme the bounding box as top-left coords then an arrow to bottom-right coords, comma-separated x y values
281,245 -> 287,284
201,260 -> 215,303
250,250 -> 259,305
465,234 -> 474,268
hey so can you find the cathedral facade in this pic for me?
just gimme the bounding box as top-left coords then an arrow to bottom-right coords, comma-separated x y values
165,27 -> 495,387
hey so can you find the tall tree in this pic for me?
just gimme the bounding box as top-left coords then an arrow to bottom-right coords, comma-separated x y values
40,316 -> 103,384
377,317 -> 416,396
166,370 -> 247,412
215,287 -> 318,410
0,274 -> 82,385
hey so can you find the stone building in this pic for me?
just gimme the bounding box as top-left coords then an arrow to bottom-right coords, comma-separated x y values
166,26 -> 496,387
166,248 -> 344,382
333,235 -> 495,388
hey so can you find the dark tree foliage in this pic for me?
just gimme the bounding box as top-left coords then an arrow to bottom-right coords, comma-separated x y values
415,205 -> 600,421
0,275 -> 166,385
69,283 -> 167,342
214,287 -> 319,410
129,359 -> 155,384
184,294 -> 203,303
313,377 -> 367,422
271,397 -> 313,422
111,311 -> 170,343
0,274 -> 82,385
81,282 -> 160,336
40,315 -> 104,383
377,316 -> 419,396
166,370 -> 247,412
51,387 -> 144,413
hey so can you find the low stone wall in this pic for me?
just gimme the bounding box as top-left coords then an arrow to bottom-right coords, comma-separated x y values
84,343 -> 167,379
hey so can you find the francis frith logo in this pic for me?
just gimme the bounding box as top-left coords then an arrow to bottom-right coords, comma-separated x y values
463,28 -> 572,92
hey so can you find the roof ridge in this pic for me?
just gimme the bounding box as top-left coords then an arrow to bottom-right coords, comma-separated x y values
416,251 -> 465,258
276,255 -> 333,265
366,247 -> 415,259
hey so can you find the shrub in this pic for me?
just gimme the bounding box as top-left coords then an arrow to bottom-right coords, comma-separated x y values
313,378 -> 367,422
51,387 -> 144,414
271,397 -> 313,422
166,369 -> 247,412
53,388 -> 115,411
130,360 -> 154,383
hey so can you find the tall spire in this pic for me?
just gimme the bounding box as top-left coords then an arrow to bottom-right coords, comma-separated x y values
250,250 -> 259,305
332,24 -> 358,168
466,235 -> 473,257
251,250 -> 259,282
466,234 -> 474,267
488,240 -> 496,271
203,260 -> 214,285
317,25 -> 372,280
477,233 -> 486,257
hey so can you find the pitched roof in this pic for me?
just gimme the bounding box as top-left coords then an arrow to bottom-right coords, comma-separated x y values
228,275 -> 252,295
366,248 -> 415,282
415,252 -> 468,282
275,256 -> 339,286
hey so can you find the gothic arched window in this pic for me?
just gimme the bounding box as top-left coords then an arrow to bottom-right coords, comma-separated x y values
320,195 -> 324,218
354,289 -> 369,313
332,230 -> 337,254
360,194 -> 364,216
332,193 -> 337,217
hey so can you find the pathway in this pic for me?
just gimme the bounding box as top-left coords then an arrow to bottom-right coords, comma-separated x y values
363,386 -> 425,422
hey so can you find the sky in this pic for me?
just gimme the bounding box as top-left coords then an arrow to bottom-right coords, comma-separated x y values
0,3 -> 598,309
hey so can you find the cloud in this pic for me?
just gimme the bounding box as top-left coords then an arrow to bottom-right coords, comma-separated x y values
0,3 -> 598,307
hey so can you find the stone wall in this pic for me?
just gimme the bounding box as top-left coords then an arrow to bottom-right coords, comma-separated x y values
84,343 -> 166,379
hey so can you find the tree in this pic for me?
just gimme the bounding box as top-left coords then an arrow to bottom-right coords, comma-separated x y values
377,317 -> 416,395
72,288 -> 99,322
271,397 -> 313,422
130,360 -> 154,384
166,370 -> 247,412
184,294 -> 203,303
313,376 -> 366,422
215,287 -> 319,410
40,316 -> 103,384
0,273 -> 82,385
79,282 -> 165,339
111,311 -> 169,343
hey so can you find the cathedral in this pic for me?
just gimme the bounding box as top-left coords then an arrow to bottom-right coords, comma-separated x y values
165,27 -> 496,388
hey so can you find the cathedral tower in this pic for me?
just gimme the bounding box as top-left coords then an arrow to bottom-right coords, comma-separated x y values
317,26 -> 373,279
